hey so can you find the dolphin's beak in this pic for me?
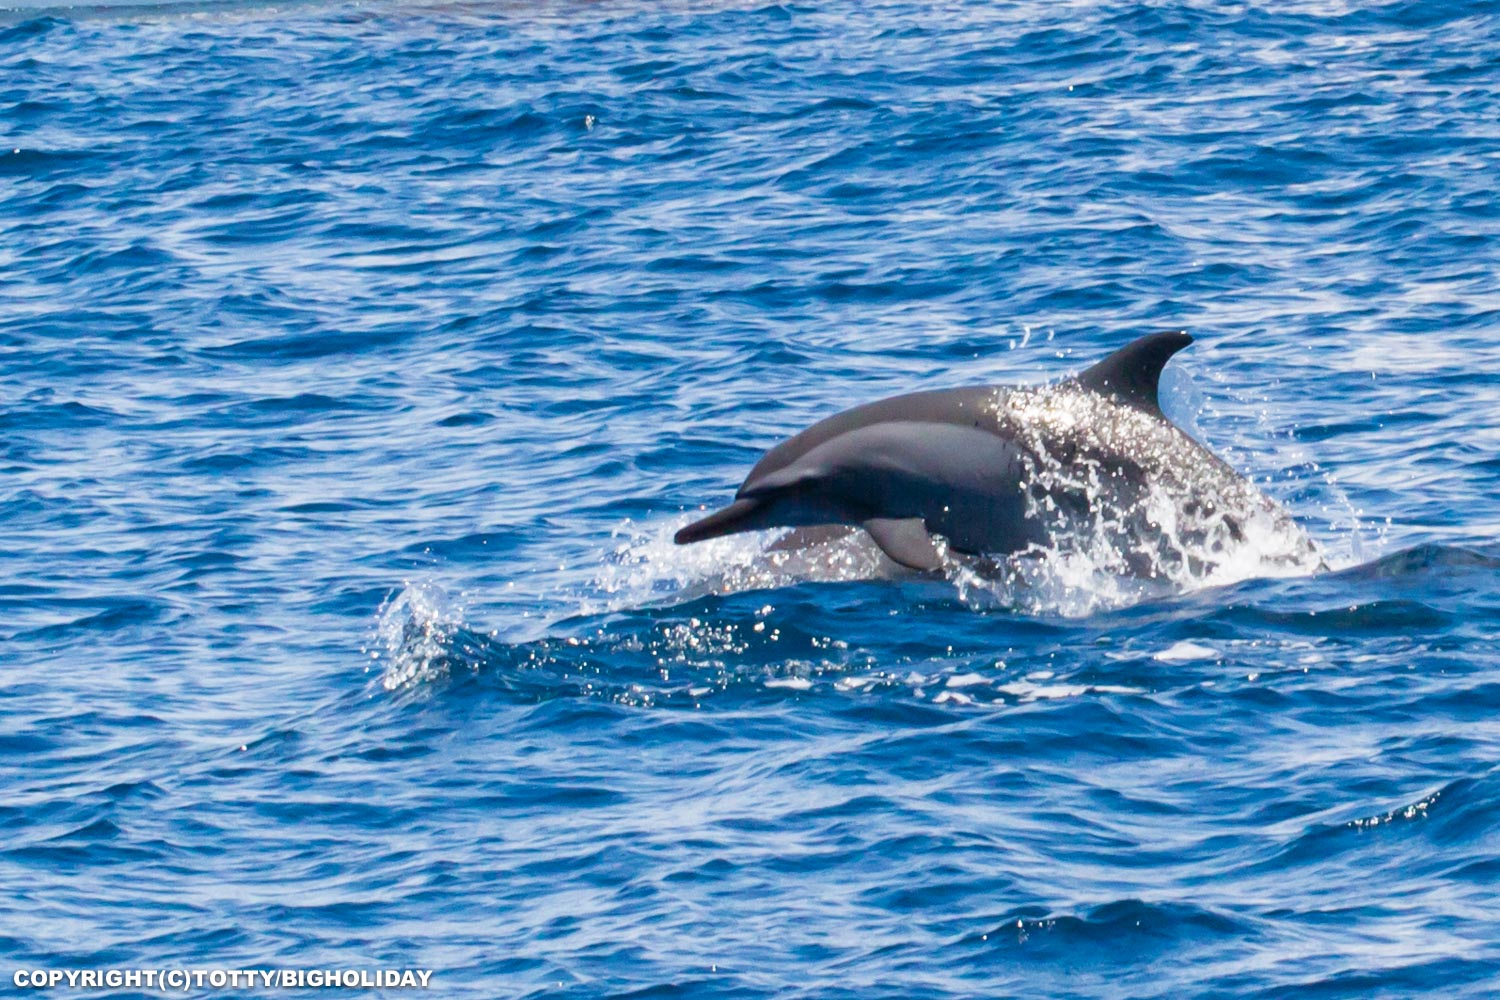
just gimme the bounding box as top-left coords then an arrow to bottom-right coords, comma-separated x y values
674,498 -> 764,545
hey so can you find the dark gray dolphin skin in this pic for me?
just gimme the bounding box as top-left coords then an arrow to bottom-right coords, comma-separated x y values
674,332 -> 1316,574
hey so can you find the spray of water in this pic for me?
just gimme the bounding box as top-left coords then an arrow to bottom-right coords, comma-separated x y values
371,581 -> 466,690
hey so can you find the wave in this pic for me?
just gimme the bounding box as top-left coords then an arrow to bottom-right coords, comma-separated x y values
1,0 -> 299,20
1265,768 -> 1500,869
969,898 -> 1250,960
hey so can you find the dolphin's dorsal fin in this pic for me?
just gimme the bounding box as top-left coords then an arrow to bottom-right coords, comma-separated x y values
1073,331 -> 1193,416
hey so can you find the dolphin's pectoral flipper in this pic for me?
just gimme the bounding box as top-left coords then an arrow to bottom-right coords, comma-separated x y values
862,517 -> 944,572
1074,330 -> 1192,416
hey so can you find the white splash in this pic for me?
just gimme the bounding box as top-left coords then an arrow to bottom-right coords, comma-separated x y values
1154,641 -> 1219,662
593,515 -> 909,609
996,679 -> 1144,702
940,385 -> 1327,615
374,581 -> 465,690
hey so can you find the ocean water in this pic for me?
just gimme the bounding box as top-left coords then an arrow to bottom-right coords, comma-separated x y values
4,0 -> 1500,996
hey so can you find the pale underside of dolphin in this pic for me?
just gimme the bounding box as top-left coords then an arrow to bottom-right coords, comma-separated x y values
673,331 -> 1317,576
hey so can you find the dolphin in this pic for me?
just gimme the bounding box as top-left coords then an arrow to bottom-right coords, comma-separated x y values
673,331 -> 1318,576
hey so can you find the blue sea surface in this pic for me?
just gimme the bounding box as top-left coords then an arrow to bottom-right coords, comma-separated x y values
4,0 -> 1500,996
